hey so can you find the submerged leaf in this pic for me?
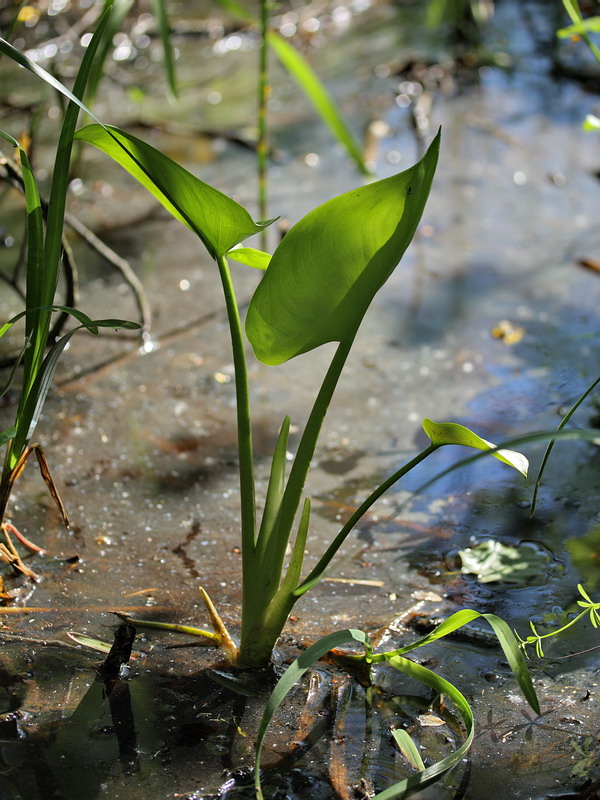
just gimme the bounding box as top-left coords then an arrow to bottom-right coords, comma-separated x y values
75,125 -> 271,259
67,631 -> 140,659
422,418 -> 528,477
246,131 -> 440,365
458,539 -> 556,585
391,728 -> 425,771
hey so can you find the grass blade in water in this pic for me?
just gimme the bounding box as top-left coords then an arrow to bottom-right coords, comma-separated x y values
267,31 -> 370,176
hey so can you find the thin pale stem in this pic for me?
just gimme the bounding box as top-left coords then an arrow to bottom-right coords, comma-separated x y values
277,335 -> 356,554
257,0 -> 271,249
295,443 -> 439,596
216,255 -> 256,553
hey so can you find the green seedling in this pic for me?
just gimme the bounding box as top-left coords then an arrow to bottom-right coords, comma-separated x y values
0,31 -> 535,664
68,119 -> 531,667
517,583 -> 600,659
0,8 -> 138,565
0,23 -> 537,665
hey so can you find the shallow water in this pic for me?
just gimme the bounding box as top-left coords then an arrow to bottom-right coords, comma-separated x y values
0,1 -> 599,798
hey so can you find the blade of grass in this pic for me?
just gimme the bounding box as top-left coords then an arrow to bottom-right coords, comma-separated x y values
371,609 -> 539,714
150,0 -> 178,98
276,497 -> 310,597
0,6 -> 114,483
86,0 -> 133,104
19,318 -> 138,448
256,416 -> 290,560
391,728 -> 425,772
530,376 -> 600,515
267,31 -> 371,176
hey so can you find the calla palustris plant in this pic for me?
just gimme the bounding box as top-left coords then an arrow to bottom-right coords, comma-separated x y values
72,123 -> 527,667
4,16 -> 531,678
1,14 -> 543,793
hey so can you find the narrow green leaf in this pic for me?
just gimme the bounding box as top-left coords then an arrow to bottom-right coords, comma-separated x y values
2,7 -> 114,469
150,0 -> 178,98
247,131 -> 440,365
422,418 -> 529,477
0,35 -> 104,124
19,328 -> 81,446
267,31 -> 370,176
256,416 -> 290,558
562,0 -> 584,25
0,132 -> 45,378
373,609 -> 538,715
67,631 -> 113,654
391,728 -> 425,772
531,375 -> 600,514
16,317 -> 137,447
76,124 -> 272,259
86,0 -> 134,104
227,247 -> 272,270
0,130 -> 20,148
278,497 -> 310,595
67,631 -> 141,659
19,147 -> 45,353
557,17 -> 600,37
255,628 -> 372,798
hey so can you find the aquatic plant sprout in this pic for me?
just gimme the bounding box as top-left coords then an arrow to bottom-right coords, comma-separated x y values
1,22 -> 537,665
70,120 -> 535,669
0,9 -> 564,795
517,584 -> 600,659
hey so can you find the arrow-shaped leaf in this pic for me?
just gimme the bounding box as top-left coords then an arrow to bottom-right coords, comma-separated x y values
246,131 -> 440,365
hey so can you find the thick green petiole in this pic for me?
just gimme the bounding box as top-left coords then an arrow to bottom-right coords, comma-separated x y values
216,256 -> 256,552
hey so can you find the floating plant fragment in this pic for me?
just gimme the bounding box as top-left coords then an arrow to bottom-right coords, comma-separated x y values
458,539 -> 560,586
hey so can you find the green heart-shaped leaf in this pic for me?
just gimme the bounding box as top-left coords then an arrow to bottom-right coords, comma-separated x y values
246,131 -> 440,365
